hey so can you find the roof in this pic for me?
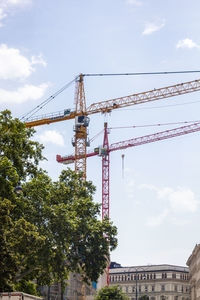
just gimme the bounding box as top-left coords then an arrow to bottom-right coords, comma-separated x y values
186,244 -> 200,266
109,264 -> 189,274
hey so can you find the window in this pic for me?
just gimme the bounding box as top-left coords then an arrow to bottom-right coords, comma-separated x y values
172,273 -> 176,279
161,285 -> 165,291
175,285 -> 178,292
154,273 -> 156,279
131,274 -> 133,280
139,286 -> 141,292
132,286 -> 136,292
152,286 -> 155,292
145,286 -> 148,292
186,286 -> 190,293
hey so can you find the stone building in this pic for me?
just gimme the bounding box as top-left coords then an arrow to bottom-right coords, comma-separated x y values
187,244 -> 200,300
109,263 -> 190,300
41,272 -> 96,300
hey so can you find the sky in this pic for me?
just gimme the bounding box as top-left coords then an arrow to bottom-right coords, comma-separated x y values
1,0 -> 200,268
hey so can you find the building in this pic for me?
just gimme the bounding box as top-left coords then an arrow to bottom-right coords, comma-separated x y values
41,272 -> 96,300
187,244 -> 200,300
109,263 -> 190,300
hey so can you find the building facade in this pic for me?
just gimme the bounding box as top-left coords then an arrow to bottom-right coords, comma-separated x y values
109,264 -> 190,300
41,272 -> 96,300
187,244 -> 200,300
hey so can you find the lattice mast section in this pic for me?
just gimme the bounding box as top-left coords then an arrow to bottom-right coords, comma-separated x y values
102,122 -> 110,220
74,74 -> 88,180
102,122 -> 110,288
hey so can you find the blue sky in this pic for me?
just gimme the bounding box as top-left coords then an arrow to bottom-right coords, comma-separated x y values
1,0 -> 200,267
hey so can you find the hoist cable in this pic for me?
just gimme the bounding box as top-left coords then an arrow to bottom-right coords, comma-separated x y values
83,70 -> 200,77
109,120 -> 200,130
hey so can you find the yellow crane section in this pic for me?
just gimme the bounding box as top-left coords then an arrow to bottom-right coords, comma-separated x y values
25,77 -> 200,128
24,75 -> 200,179
87,78 -> 200,114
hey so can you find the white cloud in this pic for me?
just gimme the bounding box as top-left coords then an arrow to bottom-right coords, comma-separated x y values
31,54 -> 47,67
0,44 -> 33,80
169,187 -> 199,213
126,0 -> 142,6
142,19 -> 165,35
140,184 -> 199,213
0,0 -> 31,26
0,44 -> 48,105
146,209 -> 169,227
0,83 -> 49,104
6,0 -> 31,4
176,38 -> 200,49
0,44 -> 47,80
139,184 -> 173,199
140,183 -> 199,227
0,8 -> 7,26
37,130 -> 65,146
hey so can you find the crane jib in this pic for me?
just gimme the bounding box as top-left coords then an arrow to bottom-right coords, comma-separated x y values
86,79 -> 200,114
25,78 -> 200,127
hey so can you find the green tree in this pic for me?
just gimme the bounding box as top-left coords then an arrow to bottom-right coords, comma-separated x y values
0,110 -> 45,181
0,110 -> 118,293
0,110 -> 46,292
95,286 -> 129,300
139,295 -> 149,300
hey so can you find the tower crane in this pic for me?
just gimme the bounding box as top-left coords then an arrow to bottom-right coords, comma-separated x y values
56,120 -> 200,219
25,74 -> 200,180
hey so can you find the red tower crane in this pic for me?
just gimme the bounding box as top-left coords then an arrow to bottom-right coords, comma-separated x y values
57,120 -> 200,221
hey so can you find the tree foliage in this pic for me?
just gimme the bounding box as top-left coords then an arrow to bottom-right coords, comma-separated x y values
0,110 -> 118,292
95,286 -> 129,300
139,295 -> 149,300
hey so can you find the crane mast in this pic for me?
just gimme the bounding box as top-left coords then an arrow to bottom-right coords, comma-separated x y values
102,122 -> 110,220
73,74 -> 89,180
